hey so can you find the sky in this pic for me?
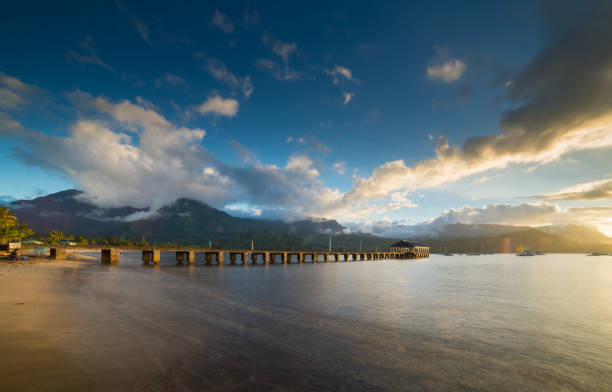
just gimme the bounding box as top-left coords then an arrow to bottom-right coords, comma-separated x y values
1,1 -> 612,236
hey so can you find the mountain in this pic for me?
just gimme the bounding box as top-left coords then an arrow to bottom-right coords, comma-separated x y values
8,190 -> 612,253
421,229 -> 612,254
430,223 -> 612,244
10,190 -> 392,250
10,190 -> 147,237
540,224 -> 612,244
433,223 -> 533,238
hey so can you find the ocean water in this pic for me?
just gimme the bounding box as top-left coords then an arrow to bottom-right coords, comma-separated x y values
13,253 -> 612,390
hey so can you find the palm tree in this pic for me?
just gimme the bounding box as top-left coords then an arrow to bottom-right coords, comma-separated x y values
17,223 -> 34,242
48,230 -> 64,244
0,207 -> 18,243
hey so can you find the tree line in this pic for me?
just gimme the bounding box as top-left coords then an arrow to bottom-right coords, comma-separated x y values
1,207 -> 219,247
0,207 -> 34,243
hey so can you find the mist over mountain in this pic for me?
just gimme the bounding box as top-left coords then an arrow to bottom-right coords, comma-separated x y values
0,195 -> 17,205
418,223 -> 612,244
10,190 -> 372,250
8,190 -> 612,253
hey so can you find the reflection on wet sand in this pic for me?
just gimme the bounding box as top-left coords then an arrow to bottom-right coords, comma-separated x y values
1,255 -> 611,391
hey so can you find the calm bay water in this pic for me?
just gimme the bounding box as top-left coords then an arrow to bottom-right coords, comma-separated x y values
14,253 -> 612,390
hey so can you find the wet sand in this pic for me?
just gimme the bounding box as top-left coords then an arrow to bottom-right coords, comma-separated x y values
0,260 -> 95,391
0,260 -> 189,391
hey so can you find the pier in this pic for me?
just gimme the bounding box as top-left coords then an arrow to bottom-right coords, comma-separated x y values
37,245 -> 429,265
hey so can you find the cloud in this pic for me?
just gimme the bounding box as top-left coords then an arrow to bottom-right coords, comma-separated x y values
228,140 -> 253,163
420,203 -> 612,237
256,31 -> 304,82
210,9 -> 234,34
346,217 -> 414,238
0,88 -> 22,110
327,9 -> 612,217
471,176 -> 489,184
198,95 -> 239,117
0,94 -> 344,220
66,36 -> 112,70
343,92 -> 354,105
4,4 -> 612,226
286,154 -> 319,179
0,72 -> 49,110
165,73 -> 186,86
333,160 -> 346,175
0,73 -> 30,110
354,203 -> 612,238
241,10 -> 260,29
262,31 -> 296,63
0,195 -> 17,205
326,65 -> 358,85
254,59 -> 301,81
205,58 -> 253,97
117,3 -> 151,44
155,73 -> 187,88
326,65 -> 358,105
534,178 -> 612,201
224,203 -> 262,217
427,59 -> 466,82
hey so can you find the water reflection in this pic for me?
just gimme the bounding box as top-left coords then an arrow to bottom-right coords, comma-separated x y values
6,254 -> 612,390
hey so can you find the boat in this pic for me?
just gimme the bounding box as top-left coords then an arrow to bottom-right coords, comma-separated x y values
517,250 -> 535,256
535,251 -> 545,255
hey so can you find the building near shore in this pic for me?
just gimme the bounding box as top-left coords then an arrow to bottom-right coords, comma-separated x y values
0,242 -> 21,251
389,240 -> 430,258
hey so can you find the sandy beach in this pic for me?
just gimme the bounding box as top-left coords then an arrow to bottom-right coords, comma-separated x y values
0,260 -> 170,391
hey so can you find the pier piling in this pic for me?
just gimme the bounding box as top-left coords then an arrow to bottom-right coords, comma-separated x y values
101,248 -> 119,264
49,248 -> 66,260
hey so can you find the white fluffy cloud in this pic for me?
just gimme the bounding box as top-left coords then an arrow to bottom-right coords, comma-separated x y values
426,59 -> 466,82
198,96 -> 239,117
0,91 -> 344,220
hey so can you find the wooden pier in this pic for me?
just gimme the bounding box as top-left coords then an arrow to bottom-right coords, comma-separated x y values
38,245 -> 429,265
